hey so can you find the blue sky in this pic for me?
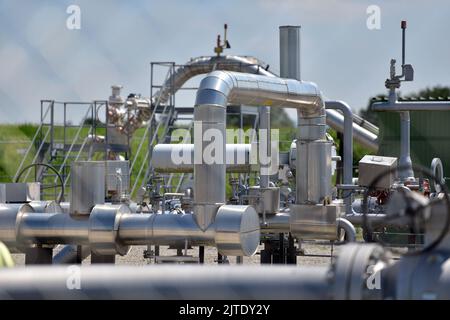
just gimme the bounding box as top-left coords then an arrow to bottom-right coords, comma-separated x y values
0,0 -> 449,123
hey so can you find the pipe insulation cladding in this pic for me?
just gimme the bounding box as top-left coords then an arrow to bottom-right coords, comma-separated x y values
193,71 -> 329,229
113,55 -> 378,151
0,203 -> 260,257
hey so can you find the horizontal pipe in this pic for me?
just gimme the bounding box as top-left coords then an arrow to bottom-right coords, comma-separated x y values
17,212 -> 90,246
0,204 -> 260,257
118,213 -> 215,246
344,213 -> 387,226
260,213 -> 290,233
0,265 -> 330,299
372,101 -> 450,111
153,143 -> 254,173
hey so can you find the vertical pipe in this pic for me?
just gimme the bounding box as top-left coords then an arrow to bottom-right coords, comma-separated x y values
389,89 -> 414,179
279,26 -> 301,80
259,106 -> 270,188
193,103 -> 226,230
325,101 -> 354,214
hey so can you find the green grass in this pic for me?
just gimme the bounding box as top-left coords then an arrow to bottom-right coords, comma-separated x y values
0,123 -> 372,201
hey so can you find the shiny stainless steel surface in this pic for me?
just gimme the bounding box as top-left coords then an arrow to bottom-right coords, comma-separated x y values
296,139 -> 332,204
89,204 -> 130,256
358,155 -> 398,189
280,25 -> 301,80
17,211 -> 90,246
0,204 -> 33,249
193,104 -> 226,230
155,55 -> 275,104
289,202 -> 341,240
260,212 -> 290,233
152,143 -> 253,173
194,71 -> 331,238
118,213 -> 215,246
70,161 -> 105,216
0,265 -> 330,299
248,186 -> 280,215
214,205 -> 260,257
1,202 -> 259,257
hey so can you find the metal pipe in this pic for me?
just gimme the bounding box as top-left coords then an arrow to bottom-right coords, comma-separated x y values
194,70 -> 326,230
345,212 -> 387,226
399,110 -> 414,179
371,95 -> 450,180
337,217 -> 356,242
17,212 -> 90,246
0,204 -> 260,257
111,54 -> 378,149
372,101 -> 450,111
259,106 -> 271,188
260,212 -> 290,233
326,108 -> 378,152
118,213 -> 215,246
152,143 -> 253,173
280,25 -> 301,80
0,265 -> 330,299
325,101 -> 354,214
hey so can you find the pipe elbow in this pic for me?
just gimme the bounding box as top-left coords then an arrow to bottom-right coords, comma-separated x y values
337,217 -> 357,242
195,71 -> 234,108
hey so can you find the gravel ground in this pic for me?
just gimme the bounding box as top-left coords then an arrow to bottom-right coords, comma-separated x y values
11,241 -> 344,267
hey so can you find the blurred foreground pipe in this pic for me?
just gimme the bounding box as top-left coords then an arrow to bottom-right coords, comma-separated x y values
0,265 -> 330,299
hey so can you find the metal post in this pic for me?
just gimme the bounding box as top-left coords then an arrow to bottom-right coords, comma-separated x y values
199,246 -> 204,264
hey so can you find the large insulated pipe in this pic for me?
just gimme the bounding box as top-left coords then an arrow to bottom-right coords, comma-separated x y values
152,144 -> 253,173
0,265 -> 330,299
194,70 -> 327,231
0,204 -> 260,257
115,54 -> 378,149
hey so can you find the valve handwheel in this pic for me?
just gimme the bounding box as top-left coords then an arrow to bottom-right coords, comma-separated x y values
15,163 -> 65,204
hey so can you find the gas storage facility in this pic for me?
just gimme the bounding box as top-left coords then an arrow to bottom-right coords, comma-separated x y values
1,18 -> 450,301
